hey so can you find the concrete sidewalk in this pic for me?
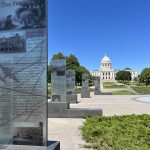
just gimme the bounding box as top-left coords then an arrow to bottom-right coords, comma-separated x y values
48,118 -> 88,150
48,94 -> 150,150
72,93 -> 150,116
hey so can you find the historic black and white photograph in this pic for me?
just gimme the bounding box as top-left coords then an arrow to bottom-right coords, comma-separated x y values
0,0 -> 46,31
0,31 -> 26,53
52,95 -> 61,102
12,122 -> 43,146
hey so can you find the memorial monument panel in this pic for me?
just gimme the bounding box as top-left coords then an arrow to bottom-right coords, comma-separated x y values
51,59 -> 66,102
82,74 -> 89,88
66,70 -> 76,95
0,0 -> 47,146
66,70 -> 77,103
94,76 -> 101,95
81,74 -> 90,98
95,77 -> 100,90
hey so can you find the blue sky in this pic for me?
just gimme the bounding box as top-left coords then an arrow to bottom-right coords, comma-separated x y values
48,0 -> 150,74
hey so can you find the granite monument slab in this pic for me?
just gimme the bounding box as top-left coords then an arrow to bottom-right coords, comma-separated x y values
94,77 -> 101,95
49,59 -> 69,118
0,0 -> 48,147
51,59 -> 66,102
66,70 -> 77,103
81,74 -> 90,98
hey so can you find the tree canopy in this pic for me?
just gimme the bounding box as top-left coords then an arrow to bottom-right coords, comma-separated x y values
48,52 -> 90,85
115,71 -> 131,81
75,66 -> 90,85
66,54 -> 80,69
139,68 -> 150,85
52,52 -> 66,60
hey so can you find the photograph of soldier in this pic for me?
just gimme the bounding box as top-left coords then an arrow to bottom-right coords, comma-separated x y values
0,0 -> 46,31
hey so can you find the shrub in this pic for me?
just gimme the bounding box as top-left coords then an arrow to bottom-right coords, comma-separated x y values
81,115 -> 150,150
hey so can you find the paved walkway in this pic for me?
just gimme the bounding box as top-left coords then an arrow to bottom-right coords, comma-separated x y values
126,86 -> 138,94
48,118 -> 88,150
48,93 -> 150,150
72,93 -> 150,116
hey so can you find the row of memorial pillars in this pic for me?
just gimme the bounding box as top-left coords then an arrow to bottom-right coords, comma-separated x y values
50,59 -> 102,103
49,59 -> 103,118
81,75 -> 101,97
50,59 -> 77,103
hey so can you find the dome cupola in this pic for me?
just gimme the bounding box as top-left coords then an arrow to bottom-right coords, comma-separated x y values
101,53 -> 111,63
100,53 -> 112,71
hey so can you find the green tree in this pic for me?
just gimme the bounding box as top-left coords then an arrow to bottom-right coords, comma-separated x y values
52,52 -> 66,60
66,54 -> 80,69
139,68 -> 150,85
89,75 -> 94,86
75,66 -> 90,85
49,52 -> 90,85
115,71 -> 131,82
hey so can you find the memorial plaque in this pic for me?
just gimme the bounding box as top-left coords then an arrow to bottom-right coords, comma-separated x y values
94,77 -> 101,95
51,59 -> 66,102
0,0 -> 47,146
81,74 -> 90,98
66,70 -> 77,103
82,74 -> 89,88
66,70 -> 75,95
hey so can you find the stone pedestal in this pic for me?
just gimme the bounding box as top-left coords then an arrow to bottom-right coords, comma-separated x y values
48,102 -> 70,118
81,88 -> 90,98
66,94 -> 78,103
0,141 -> 60,150
48,102 -> 103,118
68,108 -> 103,118
94,90 -> 101,95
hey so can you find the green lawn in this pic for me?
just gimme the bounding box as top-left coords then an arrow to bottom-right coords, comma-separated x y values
81,115 -> 150,150
76,87 -> 94,94
48,86 -> 94,97
132,86 -> 150,95
112,90 -> 135,95
103,82 -> 126,89
120,81 -> 132,85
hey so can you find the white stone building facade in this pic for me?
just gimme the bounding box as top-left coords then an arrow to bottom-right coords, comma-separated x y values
90,54 -> 138,80
124,68 -> 138,80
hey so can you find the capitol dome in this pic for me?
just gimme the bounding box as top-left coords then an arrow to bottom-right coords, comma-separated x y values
101,54 -> 111,63
100,53 -> 112,71
90,53 -> 138,81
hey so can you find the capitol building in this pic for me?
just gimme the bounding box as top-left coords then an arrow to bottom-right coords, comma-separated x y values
90,54 -> 138,80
